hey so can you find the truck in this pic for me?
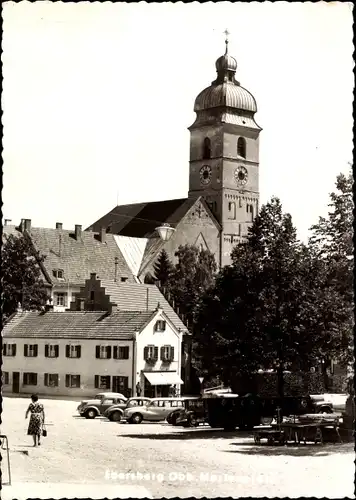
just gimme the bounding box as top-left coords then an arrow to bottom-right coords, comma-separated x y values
202,391 -> 333,431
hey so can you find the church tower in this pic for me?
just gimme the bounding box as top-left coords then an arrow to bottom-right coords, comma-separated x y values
188,35 -> 262,267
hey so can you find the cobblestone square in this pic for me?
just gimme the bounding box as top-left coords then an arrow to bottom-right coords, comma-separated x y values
1,397 -> 354,498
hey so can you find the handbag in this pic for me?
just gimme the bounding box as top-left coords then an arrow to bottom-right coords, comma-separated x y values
42,424 -> 47,437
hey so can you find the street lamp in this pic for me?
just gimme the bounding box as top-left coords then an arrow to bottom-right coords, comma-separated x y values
155,223 -> 175,242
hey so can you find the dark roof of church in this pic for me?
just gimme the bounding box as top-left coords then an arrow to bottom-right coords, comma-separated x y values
2,225 -> 135,285
3,310 -> 154,340
87,198 -> 196,237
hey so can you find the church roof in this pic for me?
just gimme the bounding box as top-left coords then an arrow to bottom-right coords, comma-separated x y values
87,198 -> 197,237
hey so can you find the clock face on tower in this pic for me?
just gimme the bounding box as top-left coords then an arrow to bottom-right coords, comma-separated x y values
234,166 -> 248,186
200,165 -> 212,185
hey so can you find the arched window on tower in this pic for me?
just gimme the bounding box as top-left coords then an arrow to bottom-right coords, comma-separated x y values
202,137 -> 211,159
249,204 -> 254,221
237,137 -> 246,159
228,202 -> 236,220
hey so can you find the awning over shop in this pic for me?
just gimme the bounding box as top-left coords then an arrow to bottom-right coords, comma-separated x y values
143,371 -> 183,386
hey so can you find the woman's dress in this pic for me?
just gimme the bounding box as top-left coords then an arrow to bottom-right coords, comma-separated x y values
27,402 -> 44,436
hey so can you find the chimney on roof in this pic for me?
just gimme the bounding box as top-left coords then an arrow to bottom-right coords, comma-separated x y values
110,303 -> 118,313
4,219 -> 12,226
75,224 -> 82,240
90,273 -> 96,280
114,257 -> 119,282
24,219 -> 31,232
99,227 -> 106,243
56,222 -> 63,230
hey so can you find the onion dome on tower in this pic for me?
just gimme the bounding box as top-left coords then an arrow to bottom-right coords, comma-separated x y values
190,35 -> 261,130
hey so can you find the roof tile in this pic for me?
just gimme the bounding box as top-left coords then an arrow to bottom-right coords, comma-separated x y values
3,310 -> 154,340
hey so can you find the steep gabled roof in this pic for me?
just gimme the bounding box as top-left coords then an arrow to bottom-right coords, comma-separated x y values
3,310 -> 155,340
87,198 -> 197,237
98,280 -> 188,334
3,225 -> 135,285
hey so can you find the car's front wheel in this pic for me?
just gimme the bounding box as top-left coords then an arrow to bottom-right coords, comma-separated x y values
110,411 -> 122,422
130,413 -> 143,424
85,409 -> 97,419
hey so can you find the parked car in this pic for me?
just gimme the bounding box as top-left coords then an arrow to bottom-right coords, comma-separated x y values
167,397 -> 205,427
77,392 -> 127,419
104,397 -> 152,422
123,397 -> 185,424
310,395 -> 334,413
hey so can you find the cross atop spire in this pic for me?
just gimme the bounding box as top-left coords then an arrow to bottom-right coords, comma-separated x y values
223,28 -> 230,54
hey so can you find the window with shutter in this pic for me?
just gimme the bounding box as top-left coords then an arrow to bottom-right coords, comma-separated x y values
144,346 -> 149,360
66,345 -> 70,358
45,373 -> 49,386
23,372 -> 37,385
24,344 -> 28,357
154,346 -> 158,360
95,375 -> 99,389
66,375 -> 80,388
160,346 -> 165,361
3,344 -> 17,356
113,346 -> 118,359
55,345 -> 59,357
34,345 -> 38,357
76,346 -> 81,358
155,320 -> 166,332
106,346 -> 112,359
45,345 -> 49,357
118,346 -> 129,359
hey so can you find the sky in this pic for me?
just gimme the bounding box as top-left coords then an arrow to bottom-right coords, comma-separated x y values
2,1 -> 354,242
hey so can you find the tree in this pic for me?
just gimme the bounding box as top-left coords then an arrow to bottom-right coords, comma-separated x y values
2,233 -> 50,321
167,244 -> 217,328
309,168 -> 354,368
153,249 -> 174,287
194,197 -> 344,396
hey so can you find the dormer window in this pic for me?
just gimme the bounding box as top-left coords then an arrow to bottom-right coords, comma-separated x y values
154,320 -> 166,332
237,137 -> 246,158
202,137 -> 211,159
53,269 -> 64,279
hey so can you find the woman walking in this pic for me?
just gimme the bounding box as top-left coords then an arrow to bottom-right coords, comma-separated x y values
25,394 -> 45,446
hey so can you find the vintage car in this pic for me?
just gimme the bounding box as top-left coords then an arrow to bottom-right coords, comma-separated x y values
77,392 -> 127,419
123,397 -> 185,424
103,397 -> 152,422
167,397 -> 206,427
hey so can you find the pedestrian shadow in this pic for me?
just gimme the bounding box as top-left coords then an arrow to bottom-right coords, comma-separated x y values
225,441 -> 354,457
